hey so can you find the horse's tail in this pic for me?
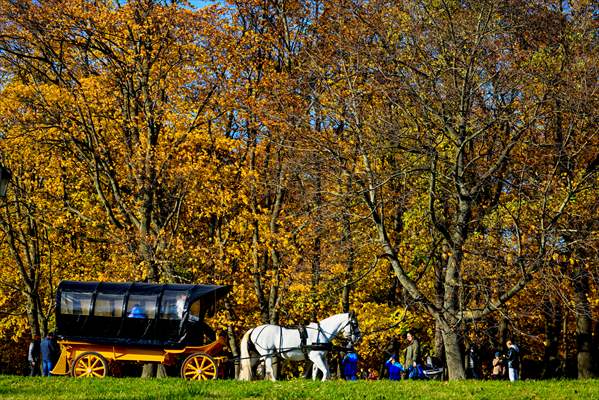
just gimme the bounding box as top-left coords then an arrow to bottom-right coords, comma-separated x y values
238,328 -> 254,381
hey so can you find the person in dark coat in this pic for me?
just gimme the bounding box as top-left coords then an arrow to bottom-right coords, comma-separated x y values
40,332 -> 60,377
28,335 -> 41,376
505,340 -> 520,381
464,346 -> 481,379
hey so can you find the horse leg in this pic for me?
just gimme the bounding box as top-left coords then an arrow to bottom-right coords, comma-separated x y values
264,356 -> 276,381
271,356 -> 279,380
255,357 -> 265,379
310,352 -> 330,381
249,353 -> 260,379
311,362 -> 320,381
319,356 -> 330,381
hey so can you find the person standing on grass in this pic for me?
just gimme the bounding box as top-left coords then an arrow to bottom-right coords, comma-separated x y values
28,335 -> 41,376
464,346 -> 481,379
404,331 -> 422,379
40,332 -> 60,376
342,344 -> 359,380
505,340 -> 520,382
491,351 -> 506,380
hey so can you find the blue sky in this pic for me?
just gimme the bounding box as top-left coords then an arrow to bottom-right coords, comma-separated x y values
188,0 -> 219,8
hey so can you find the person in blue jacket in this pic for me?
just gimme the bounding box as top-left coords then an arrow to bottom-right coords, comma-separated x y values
342,345 -> 359,380
40,332 -> 59,377
385,354 -> 404,380
128,304 -> 147,318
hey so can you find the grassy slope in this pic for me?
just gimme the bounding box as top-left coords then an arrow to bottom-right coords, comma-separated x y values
0,376 -> 597,400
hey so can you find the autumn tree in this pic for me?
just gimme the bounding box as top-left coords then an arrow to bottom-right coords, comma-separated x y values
0,0 -> 238,376
0,0 -> 233,283
521,0 -> 598,377
295,0 -> 598,379
0,82 -> 113,343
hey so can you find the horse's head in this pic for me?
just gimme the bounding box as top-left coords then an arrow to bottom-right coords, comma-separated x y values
343,311 -> 361,344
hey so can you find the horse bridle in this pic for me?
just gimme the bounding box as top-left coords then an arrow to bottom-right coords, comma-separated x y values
345,312 -> 361,344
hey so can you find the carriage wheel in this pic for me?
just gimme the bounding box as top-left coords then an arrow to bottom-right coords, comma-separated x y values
71,352 -> 109,378
180,353 -> 218,380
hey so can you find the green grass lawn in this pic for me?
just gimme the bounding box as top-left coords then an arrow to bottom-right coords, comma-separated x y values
0,376 -> 597,400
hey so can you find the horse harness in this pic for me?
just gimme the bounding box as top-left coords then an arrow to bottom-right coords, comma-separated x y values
298,323 -> 338,357
246,327 -> 260,356
298,325 -> 310,360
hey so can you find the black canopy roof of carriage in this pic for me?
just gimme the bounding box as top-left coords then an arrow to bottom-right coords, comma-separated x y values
55,280 -> 230,348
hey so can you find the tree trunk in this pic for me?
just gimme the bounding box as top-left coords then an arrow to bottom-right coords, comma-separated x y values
441,186 -> 470,380
434,317 -> 445,367
341,206 -> 354,313
572,263 -> 594,378
442,327 -> 465,380
310,173 -> 322,320
498,318 -> 509,346
156,364 -> 168,378
593,322 -> 599,376
542,297 -> 562,378
248,130 -> 269,324
227,325 -> 240,379
442,252 -> 466,380
140,362 -> 168,378
267,154 -> 285,325
139,202 -> 163,377
311,234 -> 321,320
141,363 -> 155,378
268,265 -> 281,325
433,251 -> 445,364
26,293 -> 42,337
560,309 -> 569,376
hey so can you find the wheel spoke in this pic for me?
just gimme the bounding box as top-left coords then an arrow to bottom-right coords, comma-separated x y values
200,357 -> 207,369
91,358 -> 100,368
77,367 -> 87,376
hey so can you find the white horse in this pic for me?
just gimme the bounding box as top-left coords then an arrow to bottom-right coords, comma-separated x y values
238,312 -> 360,381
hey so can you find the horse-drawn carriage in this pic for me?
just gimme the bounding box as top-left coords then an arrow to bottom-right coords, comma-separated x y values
51,280 -> 230,380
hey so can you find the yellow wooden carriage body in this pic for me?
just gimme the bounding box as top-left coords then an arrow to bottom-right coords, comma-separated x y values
51,335 -> 227,379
